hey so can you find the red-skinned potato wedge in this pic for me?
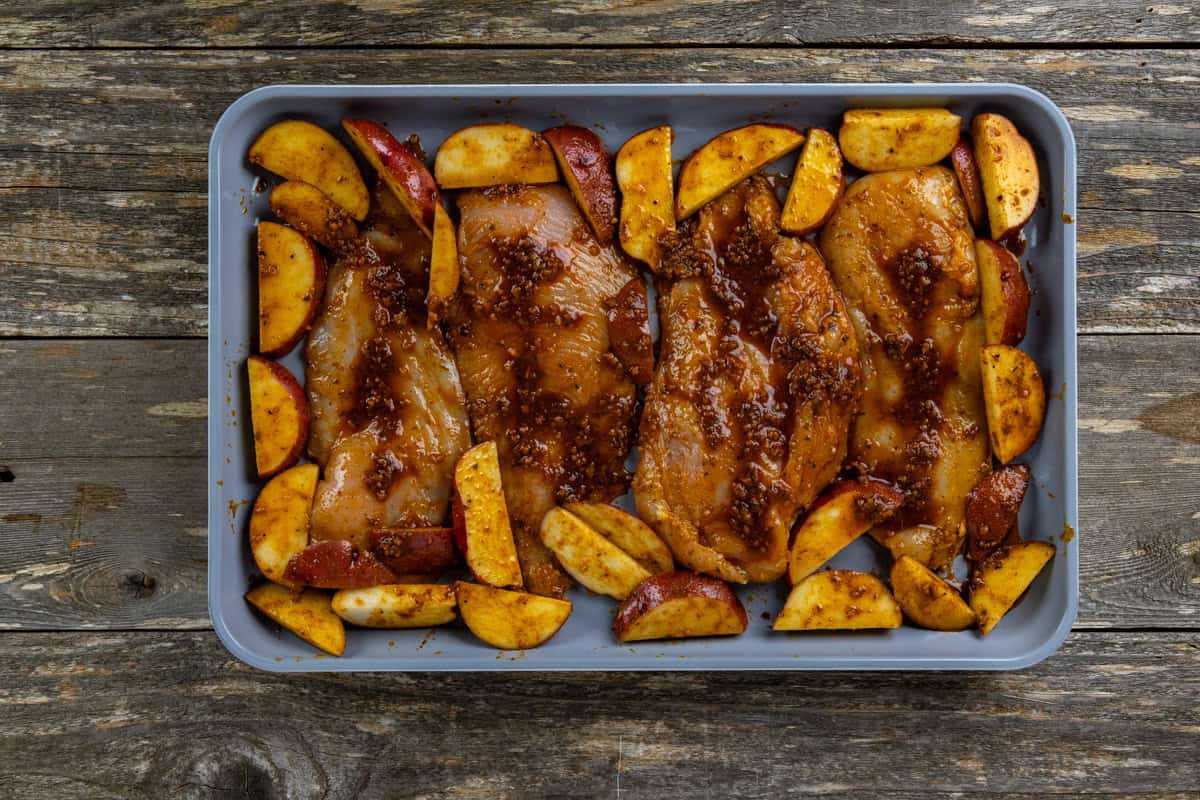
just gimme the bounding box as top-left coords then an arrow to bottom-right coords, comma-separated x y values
427,200 -> 459,329
283,539 -> 399,589
368,527 -> 458,577
331,583 -> 457,629
249,463 -> 318,587
675,123 -> 804,220
543,125 -> 618,244
248,120 -> 368,221
950,136 -> 987,231
965,464 -> 1032,564
245,583 -> 345,656
788,480 -> 904,585
976,239 -> 1031,346
455,441 -> 523,589
455,581 -> 572,650
969,540 -> 1055,634
434,123 -> 558,189
564,502 -> 674,575
981,345 -> 1046,464
774,570 -> 902,631
342,119 -> 439,237
780,128 -> 844,235
247,356 -> 309,479
613,572 -> 747,643
616,125 -> 675,269
257,221 -> 325,357
972,113 -> 1040,241
269,180 -> 359,252
839,108 -> 961,172
606,277 -> 654,385
539,507 -> 651,600
890,556 -> 976,631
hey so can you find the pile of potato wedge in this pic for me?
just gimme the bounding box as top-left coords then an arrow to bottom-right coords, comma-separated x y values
239,104 -> 1057,657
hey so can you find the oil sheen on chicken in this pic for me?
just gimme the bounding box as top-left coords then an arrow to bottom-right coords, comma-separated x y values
819,166 -> 990,571
447,184 -> 645,598
635,176 -> 861,583
305,181 -> 471,548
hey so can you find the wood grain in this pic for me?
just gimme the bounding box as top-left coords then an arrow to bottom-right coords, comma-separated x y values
2,1 -> 1198,48
0,630 -> 1196,798
0,48 -> 1198,335
1,336 -> 1196,631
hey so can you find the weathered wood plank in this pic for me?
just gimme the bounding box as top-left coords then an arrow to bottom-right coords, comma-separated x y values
2,1 -> 1198,47
0,335 -> 1196,630
0,630 -> 1195,798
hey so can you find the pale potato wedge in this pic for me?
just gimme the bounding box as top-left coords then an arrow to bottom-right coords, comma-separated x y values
245,583 -> 345,656
675,123 -> 804,220
615,125 -> 675,269
248,463 -> 318,587
268,180 -> 359,252
839,108 -> 961,172
247,355 -> 309,479
780,128 -> 844,235
454,441 -> 523,589
257,221 -> 325,357
455,581 -> 572,650
427,200 -> 459,329
543,125 -> 618,244
773,570 -> 902,631
248,119 -> 369,221
870,525 -> 941,568
890,556 -> 976,631
539,507 -> 651,600
969,541 -> 1055,634
972,113 -> 1040,241
980,345 -> 1046,464
434,123 -> 558,189
331,584 -> 457,629
950,136 -> 987,231
613,572 -> 747,642
564,502 -> 674,575
976,239 -> 1030,346
342,119 -> 439,237
788,480 -> 904,585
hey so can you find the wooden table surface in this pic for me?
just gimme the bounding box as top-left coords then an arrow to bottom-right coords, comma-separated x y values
1,3 -> 1198,797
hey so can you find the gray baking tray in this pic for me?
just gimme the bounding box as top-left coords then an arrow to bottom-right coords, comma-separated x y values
208,83 -> 1078,671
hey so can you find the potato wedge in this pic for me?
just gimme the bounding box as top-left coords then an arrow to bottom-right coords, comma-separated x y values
564,502 -> 674,575
342,119 -> 439,237
605,277 -> 654,385
257,221 -> 326,357
368,527 -> 458,577
247,355 -> 309,479
248,119 -> 368,221
788,480 -> 904,585
675,123 -> 804,220
980,345 -> 1046,464
245,583 -> 345,656
972,113 -> 1040,241
774,570 -> 902,631
950,136 -> 987,231
248,463 -> 318,587
455,581 -> 572,650
615,125 -> 675,269
539,507 -> 651,600
434,123 -> 558,189
543,125 -> 618,244
454,441 -> 523,589
965,464 -> 1032,564
976,239 -> 1030,346
890,556 -> 976,631
427,199 -> 459,329
838,108 -> 961,172
613,572 -> 747,642
331,583 -> 457,629
268,180 -> 359,252
780,128 -> 844,235
969,541 -> 1055,634
284,540 -> 399,589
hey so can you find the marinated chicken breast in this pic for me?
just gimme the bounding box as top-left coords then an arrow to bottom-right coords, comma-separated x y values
305,182 -> 471,548
635,176 -> 861,583
819,166 -> 989,571
447,184 -> 644,598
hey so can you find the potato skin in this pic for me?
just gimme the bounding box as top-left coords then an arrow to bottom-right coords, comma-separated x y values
342,119 -> 440,237
543,125 -> 618,244
368,527 -> 459,576
965,464 -> 1031,563
284,540 -> 400,589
